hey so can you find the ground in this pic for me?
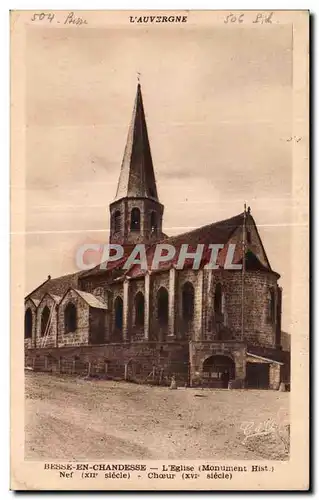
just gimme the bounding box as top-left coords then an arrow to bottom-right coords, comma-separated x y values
25,371 -> 290,461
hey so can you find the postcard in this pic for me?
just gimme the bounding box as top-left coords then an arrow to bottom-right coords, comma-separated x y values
10,10 -> 309,490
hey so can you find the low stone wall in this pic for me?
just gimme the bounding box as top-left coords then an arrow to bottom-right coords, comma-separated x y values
25,342 -> 190,385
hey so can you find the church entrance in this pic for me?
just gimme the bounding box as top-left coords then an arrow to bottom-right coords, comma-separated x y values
202,355 -> 235,388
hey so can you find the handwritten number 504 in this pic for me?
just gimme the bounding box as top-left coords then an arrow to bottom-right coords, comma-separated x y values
31,13 -> 55,23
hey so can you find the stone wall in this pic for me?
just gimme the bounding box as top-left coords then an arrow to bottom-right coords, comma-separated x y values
25,342 -> 190,385
199,270 -> 279,348
77,264 -> 281,349
225,271 -> 279,347
89,307 -> 108,344
269,363 -> 281,390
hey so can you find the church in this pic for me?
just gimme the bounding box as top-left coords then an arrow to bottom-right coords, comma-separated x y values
24,83 -> 290,389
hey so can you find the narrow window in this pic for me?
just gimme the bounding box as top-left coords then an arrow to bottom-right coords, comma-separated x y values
114,211 -> 121,233
41,306 -> 50,337
267,289 -> 276,324
130,208 -> 141,232
64,303 -> 77,333
214,283 -> 222,316
150,211 -> 158,233
182,282 -> 194,321
114,296 -> 123,331
25,308 -> 33,339
135,292 -> 145,326
157,287 -> 169,326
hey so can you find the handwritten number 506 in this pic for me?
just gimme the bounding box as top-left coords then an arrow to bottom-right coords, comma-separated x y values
224,13 -> 244,24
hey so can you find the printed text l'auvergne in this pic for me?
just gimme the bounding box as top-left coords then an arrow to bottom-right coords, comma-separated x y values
129,15 -> 188,24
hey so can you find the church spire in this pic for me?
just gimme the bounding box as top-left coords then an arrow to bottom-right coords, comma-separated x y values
114,82 -> 159,202
109,82 -> 164,246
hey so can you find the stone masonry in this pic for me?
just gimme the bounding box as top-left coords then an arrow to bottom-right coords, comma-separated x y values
24,82 -> 290,389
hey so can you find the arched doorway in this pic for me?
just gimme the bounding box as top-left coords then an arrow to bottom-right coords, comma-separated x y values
202,355 -> 235,388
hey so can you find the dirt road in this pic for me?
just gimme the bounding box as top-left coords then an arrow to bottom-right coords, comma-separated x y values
25,371 -> 289,461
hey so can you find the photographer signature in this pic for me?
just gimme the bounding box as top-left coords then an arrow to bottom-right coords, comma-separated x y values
240,409 -> 289,444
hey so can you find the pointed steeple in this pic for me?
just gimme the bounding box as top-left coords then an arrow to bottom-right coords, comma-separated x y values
109,82 -> 164,245
115,83 -> 159,201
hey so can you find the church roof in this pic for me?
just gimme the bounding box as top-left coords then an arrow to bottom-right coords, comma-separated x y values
77,211 -> 277,280
127,212 -> 277,278
127,213 -> 243,278
51,294 -> 62,303
26,270 -> 85,301
79,245 -> 135,278
25,297 -> 40,307
162,212 -> 245,247
71,289 -> 108,310
36,292 -> 62,308
25,211 -> 278,295
114,83 -> 159,202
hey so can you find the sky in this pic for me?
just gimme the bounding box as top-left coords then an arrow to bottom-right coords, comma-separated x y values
25,23 -> 294,331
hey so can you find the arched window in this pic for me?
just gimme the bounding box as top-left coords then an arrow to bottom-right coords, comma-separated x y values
114,296 -> 123,331
134,292 -> 145,326
214,283 -> 223,316
64,302 -> 77,333
130,208 -> 141,232
157,287 -> 169,326
41,306 -> 50,337
182,282 -> 194,321
267,289 -> 276,324
150,211 -> 158,233
25,308 -> 32,339
114,210 -> 121,233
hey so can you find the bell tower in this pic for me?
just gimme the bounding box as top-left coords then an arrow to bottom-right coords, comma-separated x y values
109,82 -> 165,245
